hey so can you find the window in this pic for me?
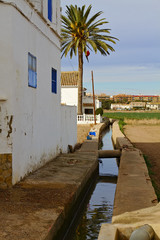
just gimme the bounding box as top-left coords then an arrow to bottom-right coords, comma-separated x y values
85,109 -> 93,114
48,0 -> 52,22
28,53 -> 37,88
51,68 -> 57,94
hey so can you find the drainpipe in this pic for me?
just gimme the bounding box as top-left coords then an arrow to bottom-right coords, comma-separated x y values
129,224 -> 155,240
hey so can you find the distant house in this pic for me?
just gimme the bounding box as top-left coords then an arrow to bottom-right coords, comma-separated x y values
83,89 -> 101,114
112,94 -> 160,103
111,102 -> 147,110
0,0 -> 77,188
146,102 -> 160,110
111,103 -> 131,110
130,102 -> 146,109
61,71 -> 102,122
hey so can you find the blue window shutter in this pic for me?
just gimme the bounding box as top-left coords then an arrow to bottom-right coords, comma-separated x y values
33,72 -> 37,88
51,68 -> 57,94
52,81 -> 55,93
28,69 -> 32,87
28,53 -> 37,88
48,0 -> 52,22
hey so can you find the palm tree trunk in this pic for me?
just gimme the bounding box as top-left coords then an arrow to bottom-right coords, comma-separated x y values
78,46 -> 83,115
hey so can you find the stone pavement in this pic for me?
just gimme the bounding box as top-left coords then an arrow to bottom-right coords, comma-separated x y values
0,148 -> 98,240
0,123 -> 106,240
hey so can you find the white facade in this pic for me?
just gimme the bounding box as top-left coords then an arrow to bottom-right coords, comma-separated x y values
111,103 -> 131,110
61,87 -> 78,107
0,0 -> 77,186
130,102 -> 146,109
83,96 -> 101,114
146,103 -> 160,110
61,87 -> 101,113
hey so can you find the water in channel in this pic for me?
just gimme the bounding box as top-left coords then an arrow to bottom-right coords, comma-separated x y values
70,126 -> 118,240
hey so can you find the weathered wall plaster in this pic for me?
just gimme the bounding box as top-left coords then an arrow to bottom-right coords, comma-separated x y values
0,1 -> 77,187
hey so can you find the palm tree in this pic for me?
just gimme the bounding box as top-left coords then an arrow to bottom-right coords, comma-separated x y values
61,5 -> 118,115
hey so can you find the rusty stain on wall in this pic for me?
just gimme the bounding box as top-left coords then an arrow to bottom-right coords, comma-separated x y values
7,115 -> 13,138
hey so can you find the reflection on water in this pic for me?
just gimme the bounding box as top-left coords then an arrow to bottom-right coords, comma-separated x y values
99,126 -> 118,177
72,182 -> 117,240
71,126 -> 118,240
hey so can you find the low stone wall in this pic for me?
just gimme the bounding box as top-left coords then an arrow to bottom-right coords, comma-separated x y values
0,153 -> 12,188
112,121 -> 132,149
112,121 -> 157,215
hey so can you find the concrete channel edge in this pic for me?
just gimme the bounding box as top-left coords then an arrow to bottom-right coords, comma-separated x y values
98,120 -> 160,240
46,121 -> 110,240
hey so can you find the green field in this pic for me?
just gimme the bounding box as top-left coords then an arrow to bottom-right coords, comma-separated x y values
103,111 -> 160,120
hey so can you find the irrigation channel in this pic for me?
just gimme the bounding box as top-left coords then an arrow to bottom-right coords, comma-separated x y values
62,126 -> 119,240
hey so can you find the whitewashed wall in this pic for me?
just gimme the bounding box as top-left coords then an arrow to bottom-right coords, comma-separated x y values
0,1 -> 77,185
61,88 -> 101,115
61,87 -> 78,106
0,5 -> 14,154
61,105 -> 77,150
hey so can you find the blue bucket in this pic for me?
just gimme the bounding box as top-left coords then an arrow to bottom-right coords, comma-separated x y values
89,131 -> 96,136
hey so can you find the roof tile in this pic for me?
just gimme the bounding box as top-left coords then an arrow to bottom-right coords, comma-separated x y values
61,71 -> 79,86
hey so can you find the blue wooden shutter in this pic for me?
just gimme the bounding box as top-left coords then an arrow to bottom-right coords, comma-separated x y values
48,0 -> 52,22
52,68 -> 57,93
28,53 -> 37,88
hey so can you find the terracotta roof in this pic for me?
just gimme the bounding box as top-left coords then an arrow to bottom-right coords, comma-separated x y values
61,71 -> 79,86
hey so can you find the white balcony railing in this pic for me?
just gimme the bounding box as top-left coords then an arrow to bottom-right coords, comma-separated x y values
77,114 -> 102,124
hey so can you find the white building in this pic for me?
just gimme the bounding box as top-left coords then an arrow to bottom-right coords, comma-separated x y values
83,93 -> 101,115
61,71 -> 79,107
146,102 -> 160,110
130,102 -> 146,109
111,103 -> 131,110
0,0 -> 77,188
111,102 -> 147,110
61,71 -> 101,117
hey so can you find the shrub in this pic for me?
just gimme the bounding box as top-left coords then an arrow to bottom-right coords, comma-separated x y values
95,108 -> 103,116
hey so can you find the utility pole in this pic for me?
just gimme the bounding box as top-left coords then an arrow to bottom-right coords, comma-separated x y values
91,71 -> 96,125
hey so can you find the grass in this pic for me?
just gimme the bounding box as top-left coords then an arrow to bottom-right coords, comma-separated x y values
118,118 -> 126,134
143,155 -> 160,201
103,111 -> 160,120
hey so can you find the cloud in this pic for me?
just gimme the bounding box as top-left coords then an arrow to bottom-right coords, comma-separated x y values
61,0 -> 160,95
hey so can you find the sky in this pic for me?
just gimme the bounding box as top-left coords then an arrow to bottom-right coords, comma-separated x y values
61,0 -> 160,96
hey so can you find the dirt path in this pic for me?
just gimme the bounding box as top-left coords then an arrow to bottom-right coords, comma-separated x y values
77,124 -> 93,143
124,125 -> 160,199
